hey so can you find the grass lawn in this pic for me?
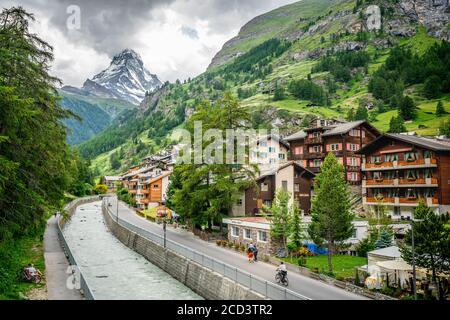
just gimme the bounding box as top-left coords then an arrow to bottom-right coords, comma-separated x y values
281,254 -> 367,279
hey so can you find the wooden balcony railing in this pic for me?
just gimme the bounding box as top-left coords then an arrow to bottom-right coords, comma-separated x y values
305,136 -> 322,144
366,197 -> 395,203
364,162 -> 393,169
366,179 -> 394,185
399,178 -> 425,185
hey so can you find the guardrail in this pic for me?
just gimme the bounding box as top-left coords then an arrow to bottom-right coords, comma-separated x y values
57,196 -> 100,300
103,197 -> 310,300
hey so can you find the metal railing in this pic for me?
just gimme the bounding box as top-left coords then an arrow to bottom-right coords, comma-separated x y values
103,197 -> 310,300
57,196 -> 99,300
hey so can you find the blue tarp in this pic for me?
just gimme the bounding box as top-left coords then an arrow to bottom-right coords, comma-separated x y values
306,243 -> 328,255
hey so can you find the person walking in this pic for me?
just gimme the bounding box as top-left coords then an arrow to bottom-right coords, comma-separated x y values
253,244 -> 258,262
247,247 -> 254,263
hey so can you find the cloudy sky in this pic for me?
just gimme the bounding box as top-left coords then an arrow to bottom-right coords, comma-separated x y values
3,0 -> 298,87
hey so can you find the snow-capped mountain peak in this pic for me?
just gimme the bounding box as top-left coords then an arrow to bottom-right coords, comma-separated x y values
81,49 -> 162,105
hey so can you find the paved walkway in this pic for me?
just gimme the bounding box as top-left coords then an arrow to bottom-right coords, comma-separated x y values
43,216 -> 83,300
107,197 -> 367,300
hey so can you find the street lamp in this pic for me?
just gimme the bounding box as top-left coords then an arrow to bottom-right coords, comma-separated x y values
116,195 -> 119,223
163,218 -> 167,248
403,216 -> 424,300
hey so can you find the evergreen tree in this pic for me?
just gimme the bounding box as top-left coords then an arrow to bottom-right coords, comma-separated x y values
374,229 -> 393,249
0,7 -> 80,240
399,95 -> 417,120
388,116 -> 406,133
289,202 -> 304,249
347,108 -> 355,121
436,101 -> 445,117
439,119 -> 450,137
273,84 -> 285,101
424,75 -> 442,99
308,153 -> 354,273
354,105 -> 369,121
400,202 -> 450,300
268,190 -> 291,252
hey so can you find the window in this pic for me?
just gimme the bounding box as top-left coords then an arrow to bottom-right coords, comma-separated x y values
264,200 -> 272,207
371,155 -> 382,164
153,184 -> 159,189
393,207 -> 401,216
268,147 -> 276,153
349,129 -> 360,137
244,229 -> 251,239
424,169 -> 432,179
279,153 -> 285,160
404,152 -> 419,162
423,150 -> 433,159
352,229 -> 357,238
236,199 -> 243,206
313,159 -> 321,167
259,141 -> 267,147
313,145 -> 321,153
349,157 -> 358,166
294,146 -> 303,155
261,183 -> 269,192
348,172 -> 359,181
231,226 -> 239,237
294,183 -> 300,192
269,158 -> 277,164
259,152 -> 268,158
348,144 -> 359,151
313,132 -> 321,138
258,230 -> 268,242
282,181 -> 288,191
385,154 -> 398,162
330,144 -> 340,151
373,171 -> 382,180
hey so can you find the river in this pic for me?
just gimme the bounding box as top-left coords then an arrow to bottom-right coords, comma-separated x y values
62,201 -> 203,300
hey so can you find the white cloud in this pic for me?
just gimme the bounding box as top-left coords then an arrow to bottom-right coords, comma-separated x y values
3,0 -> 298,86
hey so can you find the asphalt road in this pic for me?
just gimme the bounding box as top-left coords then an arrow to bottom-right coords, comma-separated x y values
106,196 -> 367,300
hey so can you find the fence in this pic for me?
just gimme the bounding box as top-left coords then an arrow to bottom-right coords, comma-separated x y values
57,196 -> 99,300
103,197 -> 310,300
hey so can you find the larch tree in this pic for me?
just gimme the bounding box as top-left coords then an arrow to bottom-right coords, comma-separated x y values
308,152 -> 355,273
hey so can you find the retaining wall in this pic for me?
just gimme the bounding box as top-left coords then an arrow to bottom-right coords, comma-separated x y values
101,203 -> 264,300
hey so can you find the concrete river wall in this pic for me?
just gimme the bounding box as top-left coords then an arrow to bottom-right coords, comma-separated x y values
101,199 -> 265,300
60,198 -> 202,300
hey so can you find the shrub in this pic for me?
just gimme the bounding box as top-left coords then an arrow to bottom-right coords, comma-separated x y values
227,242 -> 234,248
240,245 -> 246,252
234,244 -> 240,251
216,240 -> 221,246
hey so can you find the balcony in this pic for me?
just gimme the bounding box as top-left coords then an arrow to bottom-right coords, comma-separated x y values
137,189 -> 150,195
363,177 -> 438,188
363,197 -> 439,207
305,152 -> 326,159
305,136 -> 322,145
345,165 -> 360,172
362,158 -> 437,171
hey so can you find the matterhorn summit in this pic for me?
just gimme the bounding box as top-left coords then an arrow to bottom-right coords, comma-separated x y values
81,49 -> 162,104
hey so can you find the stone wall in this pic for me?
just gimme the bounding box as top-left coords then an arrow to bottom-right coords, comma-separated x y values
102,203 -> 264,300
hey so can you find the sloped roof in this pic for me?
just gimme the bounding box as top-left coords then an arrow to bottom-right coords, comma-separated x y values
358,134 -> 450,154
322,120 -> 366,136
256,160 -> 315,181
387,134 -> 450,151
368,246 -> 401,258
258,133 -> 290,148
283,130 -> 307,141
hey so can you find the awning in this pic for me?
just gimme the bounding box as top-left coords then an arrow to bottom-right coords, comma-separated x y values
377,260 -> 413,271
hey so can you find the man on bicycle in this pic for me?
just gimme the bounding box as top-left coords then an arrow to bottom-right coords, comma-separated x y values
276,262 -> 288,282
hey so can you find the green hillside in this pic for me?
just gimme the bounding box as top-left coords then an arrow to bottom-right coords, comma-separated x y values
59,90 -> 135,145
80,0 -> 450,177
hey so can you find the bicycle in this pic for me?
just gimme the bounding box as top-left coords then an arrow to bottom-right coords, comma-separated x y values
275,271 -> 289,287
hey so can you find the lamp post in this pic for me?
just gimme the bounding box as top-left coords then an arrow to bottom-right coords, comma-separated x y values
163,218 -> 167,248
404,217 -> 424,300
116,195 -> 119,223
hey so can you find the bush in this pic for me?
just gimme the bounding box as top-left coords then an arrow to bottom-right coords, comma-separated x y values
297,257 -> 307,266
216,240 -> 221,246
227,242 -> 234,248
240,245 -> 246,252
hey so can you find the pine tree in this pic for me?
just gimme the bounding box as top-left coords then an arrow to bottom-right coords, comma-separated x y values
374,229 -> 393,249
436,101 -> 445,117
347,108 -> 355,121
289,202 -> 304,249
400,202 -> 450,300
399,95 -> 417,120
388,116 -> 406,133
308,153 -> 355,273
354,105 -> 369,120
268,190 -> 291,252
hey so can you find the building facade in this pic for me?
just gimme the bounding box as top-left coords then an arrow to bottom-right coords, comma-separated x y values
358,134 -> 450,218
231,161 -> 315,216
284,120 -> 380,186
